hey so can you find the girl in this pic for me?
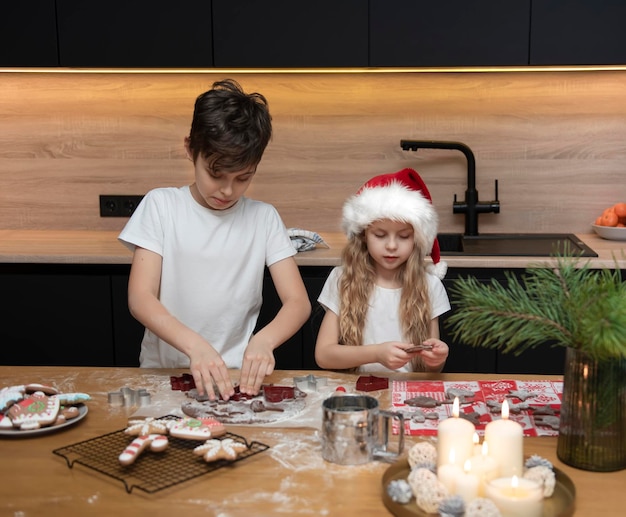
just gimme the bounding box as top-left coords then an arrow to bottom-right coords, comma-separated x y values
315,168 -> 450,373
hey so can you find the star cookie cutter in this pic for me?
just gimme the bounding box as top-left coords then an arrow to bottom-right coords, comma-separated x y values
108,387 -> 151,407
293,374 -> 328,391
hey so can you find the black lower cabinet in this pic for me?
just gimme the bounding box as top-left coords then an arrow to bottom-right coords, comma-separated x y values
441,268 -> 566,375
256,266 -> 331,370
111,272 -> 143,367
1,263 -> 578,374
0,264 -> 115,366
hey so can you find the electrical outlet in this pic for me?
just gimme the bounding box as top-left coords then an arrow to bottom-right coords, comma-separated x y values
99,195 -> 144,217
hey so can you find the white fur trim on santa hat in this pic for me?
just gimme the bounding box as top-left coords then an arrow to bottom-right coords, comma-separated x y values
428,261 -> 448,280
342,181 -> 439,248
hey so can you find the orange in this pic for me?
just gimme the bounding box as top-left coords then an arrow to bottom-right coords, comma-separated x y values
614,202 -> 626,218
600,210 -> 619,227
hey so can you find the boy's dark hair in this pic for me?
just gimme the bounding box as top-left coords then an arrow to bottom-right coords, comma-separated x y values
188,79 -> 272,171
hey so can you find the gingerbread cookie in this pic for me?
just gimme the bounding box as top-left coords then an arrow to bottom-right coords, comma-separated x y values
54,406 -> 81,426
8,392 -> 60,430
193,438 -> 248,462
24,383 -> 59,396
168,417 -> 226,440
0,385 -> 28,412
0,412 -> 13,429
119,434 -> 169,466
124,417 -> 170,437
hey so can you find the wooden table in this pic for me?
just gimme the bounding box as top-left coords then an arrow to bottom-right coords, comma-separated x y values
1,367 -> 624,516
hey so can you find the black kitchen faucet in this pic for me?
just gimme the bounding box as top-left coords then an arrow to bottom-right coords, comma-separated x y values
400,140 -> 500,236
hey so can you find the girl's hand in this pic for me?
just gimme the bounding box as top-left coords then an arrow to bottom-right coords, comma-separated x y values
413,338 -> 449,371
376,341 -> 415,370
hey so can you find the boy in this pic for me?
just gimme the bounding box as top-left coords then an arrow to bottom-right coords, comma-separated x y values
119,79 -> 311,401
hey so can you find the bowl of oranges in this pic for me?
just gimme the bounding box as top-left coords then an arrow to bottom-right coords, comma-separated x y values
592,202 -> 626,240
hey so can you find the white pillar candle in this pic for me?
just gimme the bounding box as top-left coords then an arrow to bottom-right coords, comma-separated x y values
468,442 -> 499,496
485,476 -> 543,517
437,397 -> 476,468
472,432 -> 482,456
484,400 -> 524,477
438,460 -> 464,494
455,460 -> 479,504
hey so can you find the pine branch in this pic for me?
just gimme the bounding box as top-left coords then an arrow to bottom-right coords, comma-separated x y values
446,256 -> 626,361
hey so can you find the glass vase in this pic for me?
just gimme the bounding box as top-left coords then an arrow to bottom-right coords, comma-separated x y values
557,347 -> 626,471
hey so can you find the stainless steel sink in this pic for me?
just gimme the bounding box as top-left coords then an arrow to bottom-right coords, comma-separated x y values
437,233 -> 597,257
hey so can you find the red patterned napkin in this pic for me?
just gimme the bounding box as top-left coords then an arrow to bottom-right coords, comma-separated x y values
391,379 -> 562,437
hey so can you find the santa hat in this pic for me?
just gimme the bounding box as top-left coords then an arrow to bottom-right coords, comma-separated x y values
342,168 -> 447,279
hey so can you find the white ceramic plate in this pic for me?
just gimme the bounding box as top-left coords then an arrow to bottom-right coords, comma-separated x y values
0,404 -> 88,437
592,224 -> 626,241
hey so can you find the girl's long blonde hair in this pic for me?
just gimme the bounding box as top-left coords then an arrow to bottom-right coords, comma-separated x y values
338,227 -> 432,370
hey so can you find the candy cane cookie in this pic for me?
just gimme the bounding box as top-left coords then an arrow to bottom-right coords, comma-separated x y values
118,434 -> 169,466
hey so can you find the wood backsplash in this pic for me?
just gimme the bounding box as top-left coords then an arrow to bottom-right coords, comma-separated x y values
1,70 -> 625,234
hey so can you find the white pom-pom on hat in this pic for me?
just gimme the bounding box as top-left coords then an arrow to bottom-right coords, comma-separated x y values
342,168 -> 447,279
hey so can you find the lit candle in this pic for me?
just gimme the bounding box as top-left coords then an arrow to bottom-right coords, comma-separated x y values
437,449 -> 464,493
485,476 -> 543,517
437,397 -> 476,469
473,432 -> 482,456
468,441 -> 498,496
484,400 -> 523,477
455,460 -> 479,504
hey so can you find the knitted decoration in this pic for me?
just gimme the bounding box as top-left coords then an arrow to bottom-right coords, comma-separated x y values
408,441 -> 438,468
524,465 -> 556,497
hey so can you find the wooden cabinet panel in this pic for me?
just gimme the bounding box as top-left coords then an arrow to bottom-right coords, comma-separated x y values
56,0 -> 213,67
370,0 -> 531,66
0,265 -> 114,366
0,2 -> 58,66
212,0 -> 368,67
530,1 -> 626,65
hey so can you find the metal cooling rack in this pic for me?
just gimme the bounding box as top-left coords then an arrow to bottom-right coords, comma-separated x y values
52,415 -> 270,494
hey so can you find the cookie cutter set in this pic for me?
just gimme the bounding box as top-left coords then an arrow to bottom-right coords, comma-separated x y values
107,387 -> 151,407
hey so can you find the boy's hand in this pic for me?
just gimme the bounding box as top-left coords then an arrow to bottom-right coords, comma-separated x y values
189,345 -> 234,401
238,335 -> 276,396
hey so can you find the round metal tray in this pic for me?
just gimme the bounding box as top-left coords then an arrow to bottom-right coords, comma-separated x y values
382,458 -> 575,517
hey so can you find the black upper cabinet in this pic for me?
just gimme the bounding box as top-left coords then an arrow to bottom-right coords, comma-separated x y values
370,0 -> 531,67
56,0 -> 213,67
530,1 -> 626,65
0,2 -> 58,66
212,0 -> 368,67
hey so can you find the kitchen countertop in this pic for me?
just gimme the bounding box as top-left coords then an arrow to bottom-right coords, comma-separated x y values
2,366 -> 625,516
0,229 -> 624,268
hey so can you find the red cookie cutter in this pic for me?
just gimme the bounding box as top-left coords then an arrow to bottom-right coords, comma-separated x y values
170,374 -> 196,391
262,385 -> 296,403
356,375 -> 389,392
